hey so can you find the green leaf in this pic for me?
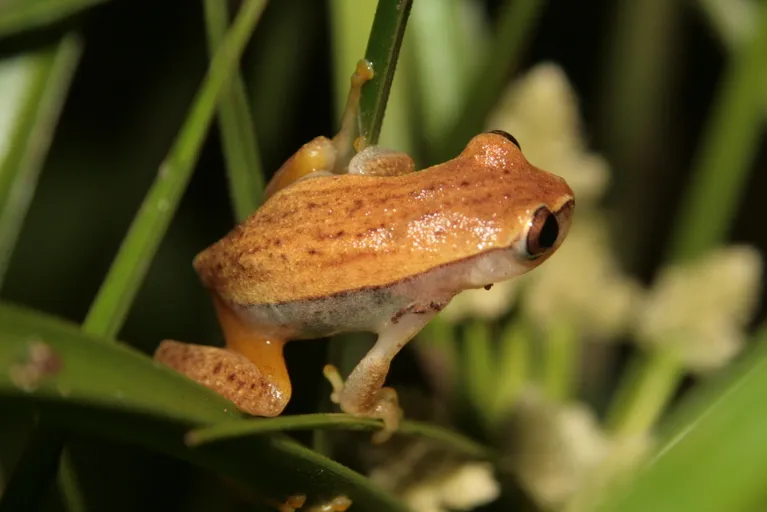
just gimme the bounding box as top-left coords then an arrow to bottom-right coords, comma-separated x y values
0,35 -> 82,287
0,0 -> 108,38
666,0 -> 767,262
83,0 -> 267,339
599,327 -> 767,512
0,301 -> 408,511
358,0 -> 413,145
203,0 -> 265,221
186,413 -> 493,460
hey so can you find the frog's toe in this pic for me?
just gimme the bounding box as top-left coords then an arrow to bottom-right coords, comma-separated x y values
322,364 -> 402,443
155,340 -> 290,417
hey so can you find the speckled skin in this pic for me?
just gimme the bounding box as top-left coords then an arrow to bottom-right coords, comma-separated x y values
155,132 -> 574,439
195,133 -> 573,307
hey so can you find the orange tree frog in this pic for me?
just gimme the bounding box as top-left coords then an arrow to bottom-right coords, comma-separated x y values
154,67 -> 575,443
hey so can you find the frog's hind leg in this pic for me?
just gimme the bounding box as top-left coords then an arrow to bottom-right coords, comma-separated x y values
154,298 -> 291,417
323,307 -> 440,442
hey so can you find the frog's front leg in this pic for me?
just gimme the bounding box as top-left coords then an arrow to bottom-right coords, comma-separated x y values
154,297 -> 291,416
324,305 -> 443,442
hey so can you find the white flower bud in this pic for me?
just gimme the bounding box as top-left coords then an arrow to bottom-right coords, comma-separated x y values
509,392 -> 608,509
636,246 -> 763,372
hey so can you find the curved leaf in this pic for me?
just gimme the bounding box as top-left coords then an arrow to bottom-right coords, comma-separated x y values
599,327 -> 767,512
186,413 -> 493,459
0,302 -> 407,511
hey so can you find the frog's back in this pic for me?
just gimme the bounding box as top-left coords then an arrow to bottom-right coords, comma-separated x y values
194,137 -> 571,306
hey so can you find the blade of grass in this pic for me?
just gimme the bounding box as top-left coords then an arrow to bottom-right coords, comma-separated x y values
0,301 -> 407,511
606,0 -> 767,441
696,0 -> 767,113
203,0 -> 264,221
185,413 -> 492,459
0,35 -> 82,288
0,0 -> 109,37
1,3 -> 267,509
434,0 -> 547,161
599,327 -> 767,512
358,0 -> 413,146
666,0 -> 767,262
84,0 -> 267,337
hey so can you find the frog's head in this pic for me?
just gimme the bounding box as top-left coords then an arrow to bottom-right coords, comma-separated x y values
459,130 -> 575,275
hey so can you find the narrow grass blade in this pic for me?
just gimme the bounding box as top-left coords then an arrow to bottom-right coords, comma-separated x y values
0,0 -> 108,37
358,0 -> 413,145
666,0 -> 767,262
203,0 -> 264,221
0,35 -> 82,287
599,328 -> 767,512
0,302 -> 407,511
186,413 -> 493,459
435,0 -> 546,160
83,0 -> 267,338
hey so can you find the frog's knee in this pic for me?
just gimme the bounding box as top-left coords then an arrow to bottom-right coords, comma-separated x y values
154,340 -> 290,417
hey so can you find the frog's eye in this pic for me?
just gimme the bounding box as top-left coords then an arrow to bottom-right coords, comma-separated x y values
487,130 -> 521,150
525,206 -> 559,258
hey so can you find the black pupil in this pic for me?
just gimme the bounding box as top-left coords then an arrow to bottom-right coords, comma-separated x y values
539,214 -> 559,249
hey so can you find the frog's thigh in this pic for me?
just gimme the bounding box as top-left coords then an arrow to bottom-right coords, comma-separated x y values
347,146 -> 416,177
264,136 -> 337,199
155,340 -> 287,416
332,310 -> 437,434
154,299 -> 292,417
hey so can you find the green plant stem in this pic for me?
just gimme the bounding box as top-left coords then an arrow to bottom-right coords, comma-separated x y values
605,350 -> 683,437
84,0 -> 267,337
490,318 -> 531,425
0,3 -> 267,509
464,320 -> 494,423
358,0 -> 413,145
203,0 -> 264,220
185,413 -> 492,459
57,449 -> 84,512
435,0 -> 546,160
540,320 -> 578,403
666,0 -> 767,262
0,0 -> 109,37
0,35 -> 82,288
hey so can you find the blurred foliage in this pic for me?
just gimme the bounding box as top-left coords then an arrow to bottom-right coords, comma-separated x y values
1,0 -> 767,511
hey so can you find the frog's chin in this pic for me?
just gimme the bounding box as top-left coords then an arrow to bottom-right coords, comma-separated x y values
464,247 -> 535,289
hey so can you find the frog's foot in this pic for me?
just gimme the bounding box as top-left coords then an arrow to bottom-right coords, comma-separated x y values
155,340 -> 289,417
324,363 -> 401,444
276,494 -> 352,512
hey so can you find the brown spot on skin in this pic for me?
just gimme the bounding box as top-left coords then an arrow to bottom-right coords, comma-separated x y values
213,362 -> 223,374
307,248 -> 320,255
280,253 -> 288,261
335,230 -> 345,238
484,284 -> 493,290
307,202 -> 318,209
274,239 -> 282,247
460,180 -> 470,187
228,373 -> 236,382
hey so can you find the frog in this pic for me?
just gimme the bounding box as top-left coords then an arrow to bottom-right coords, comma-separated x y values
154,60 -> 575,445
